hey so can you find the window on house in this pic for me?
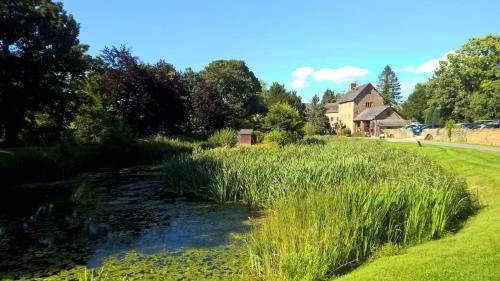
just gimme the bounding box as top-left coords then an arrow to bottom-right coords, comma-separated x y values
365,102 -> 372,108
330,117 -> 334,121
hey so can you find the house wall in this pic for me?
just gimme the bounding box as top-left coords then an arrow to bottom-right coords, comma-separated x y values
353,89 -> 384,117
325,112 -> 339,127
338,102 -> 355,131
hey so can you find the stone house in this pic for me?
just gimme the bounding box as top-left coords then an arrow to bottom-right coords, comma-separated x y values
333,83 -> 407,136
325,102 -> 339,128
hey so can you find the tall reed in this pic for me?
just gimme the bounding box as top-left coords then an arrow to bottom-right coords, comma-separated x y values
162,137 -> 476,280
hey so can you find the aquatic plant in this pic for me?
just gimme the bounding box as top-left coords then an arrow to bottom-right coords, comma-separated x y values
162,137 -> 477,280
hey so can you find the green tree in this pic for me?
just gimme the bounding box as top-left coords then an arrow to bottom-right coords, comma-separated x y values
198,60 -> 261,128
0,0 -> 89,144
376,65 -> 402,107
424,107 -> 443,125
469,80 -> 500,120
427,35 -> 500,121
265,103 -> 303,134
400,83 -> 430,122
265,83 -> 305,117
320,89 -> 343,104
72,71 -> 110,143
306,94 -> 329,134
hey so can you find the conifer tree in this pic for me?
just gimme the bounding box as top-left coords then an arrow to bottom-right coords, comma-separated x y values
376,65 -> 402,107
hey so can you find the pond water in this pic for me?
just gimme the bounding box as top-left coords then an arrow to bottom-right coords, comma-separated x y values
0,166 -> 253,280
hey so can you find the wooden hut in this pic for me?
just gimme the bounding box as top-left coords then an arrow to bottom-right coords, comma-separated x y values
238,129 -> 254,145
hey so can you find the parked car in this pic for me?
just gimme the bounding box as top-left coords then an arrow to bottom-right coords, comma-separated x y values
479,123 -> 500,129
412,126 -> 424,135
459,123 -> 481,129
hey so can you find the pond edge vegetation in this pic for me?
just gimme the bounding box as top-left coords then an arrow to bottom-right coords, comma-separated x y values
162,137 -> 478,280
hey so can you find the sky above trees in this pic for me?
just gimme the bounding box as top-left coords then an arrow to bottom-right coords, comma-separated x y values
60,0 -> 500,101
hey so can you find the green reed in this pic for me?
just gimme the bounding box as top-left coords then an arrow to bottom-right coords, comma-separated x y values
162,137 -> 477,280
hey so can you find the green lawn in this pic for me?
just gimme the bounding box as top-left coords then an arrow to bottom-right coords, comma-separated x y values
337,142 -> 500,281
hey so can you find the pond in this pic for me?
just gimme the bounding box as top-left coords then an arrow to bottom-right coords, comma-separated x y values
0,166 -> 254,280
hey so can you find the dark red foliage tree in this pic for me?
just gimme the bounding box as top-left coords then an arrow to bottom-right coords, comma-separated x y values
100,46 -> 185,135
191,81 -> 226,134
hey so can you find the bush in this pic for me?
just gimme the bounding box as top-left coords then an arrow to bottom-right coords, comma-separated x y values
208,128 -> 238,148
339,127 -> 351,137
263,129 -> 294,146
445,119 -> 457,139
253,130 -> 265,144
303,122 -> 316,136
296,137 -> 326,145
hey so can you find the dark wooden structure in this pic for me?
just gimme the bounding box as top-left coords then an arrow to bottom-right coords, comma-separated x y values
238,129 -> 255,145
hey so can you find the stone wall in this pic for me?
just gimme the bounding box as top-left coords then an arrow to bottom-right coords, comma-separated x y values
423,128 -> 500,146
383,128 -> 413,139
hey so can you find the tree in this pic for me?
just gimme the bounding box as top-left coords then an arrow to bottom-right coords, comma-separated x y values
267,83 -> 289,106
198,60 -> 261,128
428,35 -> 500,121
321,89 -> 343,104
73,70 -> 110,143
191,81 -> 226,134
400,83 -> 430,122
265,83 -> 305,117
0,0 -> 89,144
469,79 -> 500,120
306,94 -> 329,134
264,102 -> 303,133
376,65 -> 402,107
100,46 -> 184,136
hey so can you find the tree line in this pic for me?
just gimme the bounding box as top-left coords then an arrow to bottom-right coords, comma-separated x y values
0,0 -> 344,145
401,35 -> 500,123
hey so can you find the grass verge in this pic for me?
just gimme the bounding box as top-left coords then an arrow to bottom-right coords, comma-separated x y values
336,142 -> 500,281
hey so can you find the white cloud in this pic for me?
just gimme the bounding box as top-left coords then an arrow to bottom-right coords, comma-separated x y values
402,50 -> 456,74
313,66 -> 369,83
290,66 -> 369,89
291,66 -> 314,89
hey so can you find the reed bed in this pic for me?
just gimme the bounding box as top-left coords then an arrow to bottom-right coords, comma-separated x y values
162,138 -> 476,280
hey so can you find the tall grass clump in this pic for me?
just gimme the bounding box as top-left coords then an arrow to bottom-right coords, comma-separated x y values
208,128 -> 238,148
162,138 -> 477,280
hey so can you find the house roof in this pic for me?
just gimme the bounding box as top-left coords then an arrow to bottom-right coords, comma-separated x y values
239,129 -> 254,135
325,102 -> 338,113
353,106 -> 390,121
339,83 -> 374,103
377,119 -> 410,128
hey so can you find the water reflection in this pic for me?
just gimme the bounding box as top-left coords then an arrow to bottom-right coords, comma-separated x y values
0,167 -> 251,280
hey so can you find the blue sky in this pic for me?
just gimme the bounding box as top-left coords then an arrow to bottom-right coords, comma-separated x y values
60,0 -> 500,101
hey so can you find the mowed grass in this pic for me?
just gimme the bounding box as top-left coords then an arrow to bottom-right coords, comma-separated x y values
162,138 -> 477,280
337,142 -> 500,281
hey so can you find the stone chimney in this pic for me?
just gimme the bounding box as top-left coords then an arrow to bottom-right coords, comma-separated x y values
350,82 -> 357,91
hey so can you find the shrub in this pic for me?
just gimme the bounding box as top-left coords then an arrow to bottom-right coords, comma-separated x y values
253,130 -> 265,143
264,103 -> 303,133
208,128 -> 238,148
340,127 -> 351,136
445,119 -> 457,139
263,129 -> 294,146
303,122 -> 316,136
296,136 -> 326,145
